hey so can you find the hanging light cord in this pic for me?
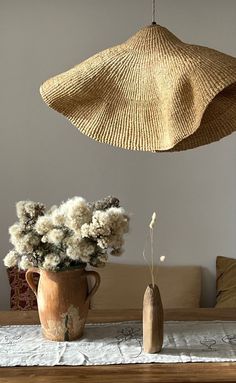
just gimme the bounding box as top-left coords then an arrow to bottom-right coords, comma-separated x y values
152,0 -> 156,25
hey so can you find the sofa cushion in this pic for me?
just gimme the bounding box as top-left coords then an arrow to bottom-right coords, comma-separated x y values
90,263 -> 201,310
6,267 -> 38,310
215,256 -> 236,308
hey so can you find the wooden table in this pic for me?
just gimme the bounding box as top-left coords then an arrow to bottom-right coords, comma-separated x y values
1,308 -> 236,382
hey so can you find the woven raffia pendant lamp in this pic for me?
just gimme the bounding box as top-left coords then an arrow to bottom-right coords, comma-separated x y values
40,1 -> 236,152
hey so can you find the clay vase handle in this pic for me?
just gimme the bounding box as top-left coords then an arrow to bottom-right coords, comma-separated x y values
25,268 -> 41,296
85,270 -> 101,303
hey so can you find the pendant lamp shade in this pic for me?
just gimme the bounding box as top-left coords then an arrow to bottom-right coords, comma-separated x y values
40,25 -> 236,151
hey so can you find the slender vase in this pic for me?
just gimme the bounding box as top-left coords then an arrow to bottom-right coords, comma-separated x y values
26,267 -> 100,341
143,284 -> 163,353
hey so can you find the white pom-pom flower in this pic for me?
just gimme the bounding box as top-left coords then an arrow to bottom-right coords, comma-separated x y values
3,250 -> 19,268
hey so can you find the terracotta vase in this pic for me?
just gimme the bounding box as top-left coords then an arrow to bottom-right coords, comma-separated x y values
26,267 -> 100,341
143,284 -> 164,353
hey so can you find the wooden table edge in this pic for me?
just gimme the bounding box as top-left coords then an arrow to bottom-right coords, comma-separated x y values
1,363 -> 236,382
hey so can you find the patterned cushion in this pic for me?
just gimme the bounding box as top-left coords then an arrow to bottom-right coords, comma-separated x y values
6,267 -> 38,310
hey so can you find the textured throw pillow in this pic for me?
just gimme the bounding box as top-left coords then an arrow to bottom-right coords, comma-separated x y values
6,267 -> 38,310
90,263 -> 201,310
215,256 -> 236,308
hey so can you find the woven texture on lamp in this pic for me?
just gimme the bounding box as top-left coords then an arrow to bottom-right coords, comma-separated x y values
40,24 -> 236,152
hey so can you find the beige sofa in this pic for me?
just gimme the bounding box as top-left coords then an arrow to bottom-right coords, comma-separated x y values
89,263 -> 202,310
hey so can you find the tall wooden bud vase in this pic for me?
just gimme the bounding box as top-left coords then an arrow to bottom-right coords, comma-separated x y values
143,284 -> 164,353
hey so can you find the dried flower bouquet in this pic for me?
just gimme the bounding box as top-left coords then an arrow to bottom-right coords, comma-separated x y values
3,196 -> 129,272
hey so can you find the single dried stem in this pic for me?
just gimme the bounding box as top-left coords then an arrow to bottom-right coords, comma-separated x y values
150,227 -> 155,287
142,213 -> 157,287
142,244 -> 153,284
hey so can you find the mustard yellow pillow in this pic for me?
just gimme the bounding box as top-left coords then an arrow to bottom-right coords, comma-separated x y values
215,256 -> 236,308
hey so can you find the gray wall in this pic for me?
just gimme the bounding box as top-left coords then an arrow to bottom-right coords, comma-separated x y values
0,0 -> 236,309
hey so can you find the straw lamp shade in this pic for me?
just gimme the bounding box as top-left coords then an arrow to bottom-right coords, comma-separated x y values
40,24 -> 236,152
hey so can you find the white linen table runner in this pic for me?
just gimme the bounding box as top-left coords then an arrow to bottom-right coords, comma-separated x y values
1,320 -> 236,366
